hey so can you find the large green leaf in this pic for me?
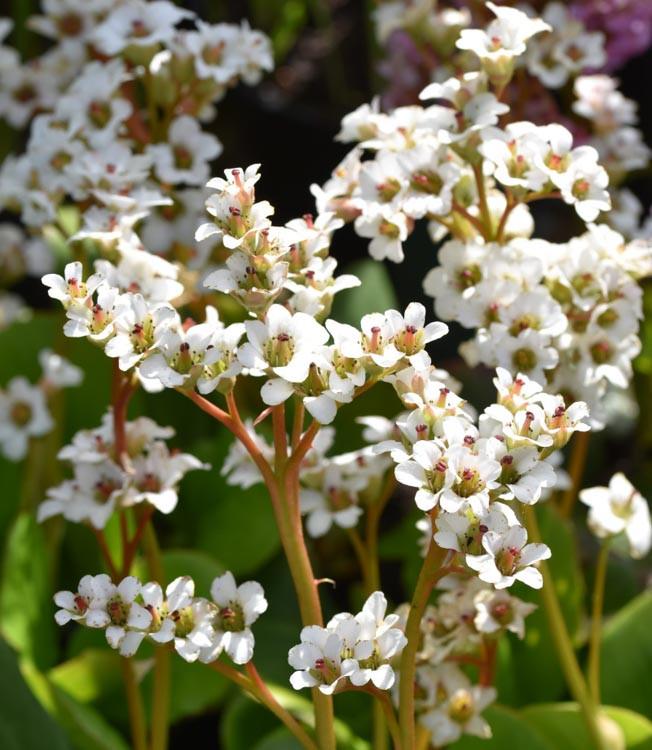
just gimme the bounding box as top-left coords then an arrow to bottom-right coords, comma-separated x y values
247,556 -> 302,684
450,704 -> 553,749
507,503 -> 585,704
162,548 -> 225,594
182,437 -> 280,575
222,687 -> 369,750
22,658 -> 129,750
253,728 -> 303,750
48,649 -> 123,706
599,591 -> 652,719
222,694 -> 279,750
47,648 -> 129,727
142,653 -> 230,724
0,512 -> 57,668
0,639 -> 70,750
330,259 -> 398,326
521,703 -> 652,750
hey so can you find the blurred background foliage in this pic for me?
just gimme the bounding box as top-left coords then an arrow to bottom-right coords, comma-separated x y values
1,1 -> 652,748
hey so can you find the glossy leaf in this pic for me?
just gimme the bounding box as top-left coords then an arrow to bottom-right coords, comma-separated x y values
521,702 -> 652,750
0,513 -> 57,668
330,258 -> 398,326
0,639 -> 70,750
450,704 -> 553,749
600,591 -> 652,719
182,437 -> 280,575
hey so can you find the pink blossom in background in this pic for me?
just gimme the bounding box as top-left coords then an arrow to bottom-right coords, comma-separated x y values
571,0 -> 652,70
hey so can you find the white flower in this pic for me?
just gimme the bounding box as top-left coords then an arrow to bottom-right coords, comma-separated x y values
327,312 -> 402,369
397,145 -> 458,219
439,445 -> 502,514
395,440 -> 452,512
38,459 -> 126,529
63,285 -> 121,341
456,3 -> 550,62
0,377 -> 53,460
104,577 -> 152,657
354,206 -> 408,263
484,326 -> 559,385
124,442 -> 208,514
338,592 -> 406,690
579,473 -> 651,559
196,164 -> 273,247
204,249 -> 288,314
385,302 -> 448,367
573,75 -> 638,132
555,147 -> 611,222
466,525 -> 551,589
184,21 -> 243,84
138,309 -> 222,388
203,572 -> 268,664
494,444 -> 556,505
300,487 -> 363,538
289,626 -> 351,695
158,577 -> 214,663
42,261 -> 104,309
149,116 -> 222,186
238,304 -> 329,402
104,295 -> 177,371
54,573 -> 114,626
420,682 -> 496,746
38,349 -> 83,389
92,0 -> 194,55
434,502 -> 518,555
221,421 -> 273,488
473,588 -> 536,639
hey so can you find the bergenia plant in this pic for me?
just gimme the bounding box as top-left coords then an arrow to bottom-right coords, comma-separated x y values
0,2 -> 650,750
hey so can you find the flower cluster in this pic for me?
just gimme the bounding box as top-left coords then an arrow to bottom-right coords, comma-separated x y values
372,0 -> 647,127
0,349 -> 82,460
38,410 -> 207,528
313,1 -> 652,431
573,75 -> 651,237
370,1 -> 652,239
289,591 -> 407,693
383,365 -> 587,591
54,571 -> 267,663
320,49 -> 612,262
0,0 -> 272,297
43,171 -> 452,424
388,573 -> 536,744
425,225 -> 650,426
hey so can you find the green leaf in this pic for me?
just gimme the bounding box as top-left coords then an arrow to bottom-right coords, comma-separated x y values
0,639 -> 70,750
248,557 -> 302,684
162,548 -> 224,594
48,685 -> 130,750
330,259 -> 398,326
48,649 -> 123,705
222,686 -> 369,750
507,504 -> 585,704
450,704 -> 553,749
222,694 -> 279,750
599,591 -> 652,719
253,728 -> 303,750
521,703 -> 652,750
142,654 -> 230,724
182,437 -> 280,575
0,512 -> 57,667
22,659 -> 128,750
